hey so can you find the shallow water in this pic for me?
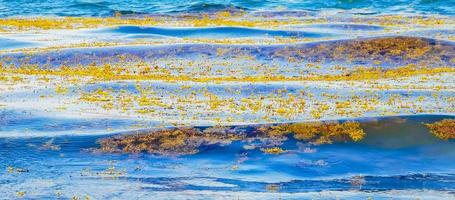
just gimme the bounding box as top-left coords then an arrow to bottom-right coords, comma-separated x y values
1,115 -> 454,199
103,26 -> 332,39
0,0 -> 454,199
0,37 -> 33,50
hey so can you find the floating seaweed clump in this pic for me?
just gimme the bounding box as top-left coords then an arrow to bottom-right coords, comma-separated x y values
261,147 -> 286,154
324,37 -> 433,61
98,121 -> 366,155
259,121 -> 365,145
98,127 -> 246,155
424,119 -> 455,140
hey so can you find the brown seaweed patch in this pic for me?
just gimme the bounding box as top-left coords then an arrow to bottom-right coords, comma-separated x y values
98,127 -> 246,155
328,37 -> 432,59
424,119 -> 455,140
265,184 -> 280,192
258,121 -> 365,145
279,36 -> 454,65
97,121 -> 365,156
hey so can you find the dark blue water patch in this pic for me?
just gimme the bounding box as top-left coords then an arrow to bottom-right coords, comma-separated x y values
70,1 -> 109,10
305,23 -> 384,31
118,33 -> 170,39
1,36 -> 453,68
0,0 -> 454,17
170,2 -> 248,13
102,26 -> 332,39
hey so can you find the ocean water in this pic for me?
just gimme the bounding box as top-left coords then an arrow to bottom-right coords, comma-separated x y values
1,115 -> 455,199
1,0 -> 454,199
0,0 -> 454,17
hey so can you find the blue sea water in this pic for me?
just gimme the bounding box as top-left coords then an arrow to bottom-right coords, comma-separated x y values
0,0 -> 454,199
1,115 -> 455,199
0,0 -> 454,17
